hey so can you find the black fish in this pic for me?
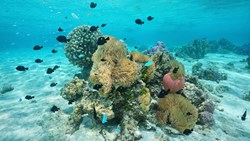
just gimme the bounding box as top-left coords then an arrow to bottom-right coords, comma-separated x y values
101,24 -> 107,27
53,65 -> 60,70
90,2 -> 97,8
93,106 -> 97,120
51,49 -> 57,53
58,27 -> 63,32
134,46 -> 137,49
46,68 -> 54,74
135,19 -> 144,25
147,16 -> 154,21
186,112 -> 192,116
173,67 -> 179,73
68,101 -> 73,104
157,89 -> 170,98
97,36 -> 109,45
241,110 -> 247,121
183,129 -> 193,135
89,26 -> 98,32
16,66 -> 28,71
124,38 -> 126,41
35,59 -> 43,63
33,45 -> 43,50
101,58 -> 106,61
56,35 -> 69,43
50,82 -> 57,87
166,113 -> 171,124
25,95 -> 35,100
51,105 -> 60,112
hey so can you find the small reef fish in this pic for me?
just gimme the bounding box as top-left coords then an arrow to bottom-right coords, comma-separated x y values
173,67 -> 179,73
35,59 -> 43,63
97,36 -> 109,45
135,19 -> 144,25
50,82 -> 57,87
56,35 -> 69,43
147,16 -> 154,21
47,68 -> 54,74
90,2 -> 97,8
51,105 -> 60,112
93,106 -> 98,120
25,95 -> 35,100
89,26 -> 99,32
102,113 -> 107,124
51,49 -> 57,53
183,129 -> 193,135
241,109 -> 247,121
53,65 -> 60,70
16,65 -> 28,71
157,89 -> 170,98
101,24 -> 106,27
124,38 -> 127,41
58,27 -> 63,32
115,125 -> 121,134
144,61 -> 153,67
33,45 -> 43,50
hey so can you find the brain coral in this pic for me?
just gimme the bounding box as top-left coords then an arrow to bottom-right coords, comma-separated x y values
156,94 -> 198,134
64,25 -> 102,68
89,36 -> 139,96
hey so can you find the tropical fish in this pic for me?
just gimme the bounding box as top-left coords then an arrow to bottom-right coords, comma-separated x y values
102,113 -> 107,124
144,61 -> 153,67
97,36 -> 109,45
241,109 -> 247,121
51,49 -> 57,53
58,27 -> 63,32
51,105 -> 60,112
135,19 -> 144,25
50,82 -> 57,87
56,35 -> 69,43
157,89 -> 170,98
147,16 -> 154,21
90,2 -> 97,8
16,66 -> 28,71
89,26 -> 98,32
25,95 -> 35,100
101,24 -> 106,27
35,59 -> 43,63
33,45 -> 43,50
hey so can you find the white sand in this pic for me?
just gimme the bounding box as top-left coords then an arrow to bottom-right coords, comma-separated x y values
0,50 -> 250,141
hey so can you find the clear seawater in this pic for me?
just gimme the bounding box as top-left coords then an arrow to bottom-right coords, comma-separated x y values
1,0 -> 250,141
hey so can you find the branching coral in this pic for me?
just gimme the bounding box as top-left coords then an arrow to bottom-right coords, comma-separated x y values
64,25 -> 102,68
156,94 -> 198,134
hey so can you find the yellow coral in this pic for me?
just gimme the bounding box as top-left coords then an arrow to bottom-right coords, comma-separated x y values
156,94 -> 198,133
89,36 -> 139,96
130,51 -> 149,63
112,58 -> 139,87
138,87 -> 151,111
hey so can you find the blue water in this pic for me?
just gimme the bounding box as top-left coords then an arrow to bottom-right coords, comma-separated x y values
1,0 -> 250,51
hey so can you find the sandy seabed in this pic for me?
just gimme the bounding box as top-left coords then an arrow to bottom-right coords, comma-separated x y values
0,48 -> 250,141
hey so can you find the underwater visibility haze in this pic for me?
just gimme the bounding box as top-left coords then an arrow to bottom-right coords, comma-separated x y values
0,0 -> 250,141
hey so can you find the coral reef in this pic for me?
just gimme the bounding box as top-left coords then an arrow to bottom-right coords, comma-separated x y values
143,41 -> 167,55
90,36 -> 139,96
156,94 -> 198,134
0,85 -> 14,94
247,56 -> 250,69
138,87 -> 151,111
236,43 -> 250,55
217,38 -> 236,53
64,25 -> 102,68
130,51 -> 150,63
192,63 -> 227,82
175,38 -> 209,59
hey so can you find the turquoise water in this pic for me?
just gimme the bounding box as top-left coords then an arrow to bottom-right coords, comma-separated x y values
1,1 -> 250,141
1,0 -> 250,51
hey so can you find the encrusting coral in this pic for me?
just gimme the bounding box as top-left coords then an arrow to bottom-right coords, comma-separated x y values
138,87 -> 151,111
64,25 -> 102,68
89,36 -> 139,96
156,94 -> 198,134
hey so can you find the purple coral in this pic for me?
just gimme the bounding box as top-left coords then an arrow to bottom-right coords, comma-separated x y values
198,111 -> 215,126
143,41 -> 167,55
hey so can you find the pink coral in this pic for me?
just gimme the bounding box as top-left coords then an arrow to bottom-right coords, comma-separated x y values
163,72 -> 185,93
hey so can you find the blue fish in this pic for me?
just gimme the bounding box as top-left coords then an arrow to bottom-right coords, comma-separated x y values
102,113 -> 107,124
144,61 -> 153,67
115,125 -> 121,134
